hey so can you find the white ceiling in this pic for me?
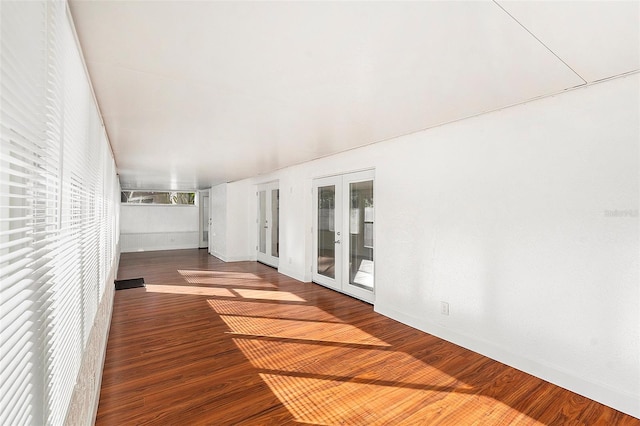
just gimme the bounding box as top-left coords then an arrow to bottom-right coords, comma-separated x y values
69,0 -> 639,190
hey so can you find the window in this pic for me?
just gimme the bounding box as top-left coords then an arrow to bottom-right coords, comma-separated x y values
121,191 -> 196,205
0,2 -> 119,424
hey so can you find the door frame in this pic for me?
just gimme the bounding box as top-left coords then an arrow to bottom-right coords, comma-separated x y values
256,181 -> 279,268
312,175 -> 343,292
312,170 -> 375,303
198,189 -> 210,249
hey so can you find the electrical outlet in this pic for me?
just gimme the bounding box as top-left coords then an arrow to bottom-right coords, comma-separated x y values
440,301 -> 449,316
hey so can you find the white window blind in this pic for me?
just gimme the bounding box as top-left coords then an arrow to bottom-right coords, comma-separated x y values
0,1 -> 51,424
0,1 -> 119,424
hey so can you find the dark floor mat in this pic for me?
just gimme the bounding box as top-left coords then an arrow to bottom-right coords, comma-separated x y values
114,277 -> 145,290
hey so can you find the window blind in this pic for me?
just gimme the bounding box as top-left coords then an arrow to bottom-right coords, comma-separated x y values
0,1 -> 119,424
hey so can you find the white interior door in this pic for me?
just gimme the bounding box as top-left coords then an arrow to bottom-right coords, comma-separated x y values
313,170 -> 374,302
312,175 -> 343,291
257,182 -> 279,268
199,190 -> 210,249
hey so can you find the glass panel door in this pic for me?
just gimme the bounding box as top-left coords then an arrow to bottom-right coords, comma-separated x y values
313,171 -> 374,302
312,176 -> 342,290
258,190 -> 267,254
318,185 -> 336,279
199,190 -> 210,249
257,182 -> 279,268
342,170 -> 374,302
271,189 -> 279,257
348,180 -> 374,290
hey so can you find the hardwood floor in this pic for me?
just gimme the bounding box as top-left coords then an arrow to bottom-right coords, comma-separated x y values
96,249 -> 638,425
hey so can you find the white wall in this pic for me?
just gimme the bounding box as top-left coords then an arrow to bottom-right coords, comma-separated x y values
209,180 -> 256,262
373,74 -> 639,417
209,184 -> 228,259
210,181 -> 253,262
227,181 -> 252,261
120,204 -> 199,252
213,74 -> 639,417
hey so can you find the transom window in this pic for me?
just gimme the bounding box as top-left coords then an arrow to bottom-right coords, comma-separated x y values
121,191 -> 196,205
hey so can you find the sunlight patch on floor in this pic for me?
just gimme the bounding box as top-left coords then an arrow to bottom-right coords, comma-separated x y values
144,285 -> 303,303
219,315 -> 389,346
259,373 -> 543,425
145,284 -> 235,297
207,299 -> 344,323
181,275 -> 278,288
178,270 -> 274,287
232,288 -> 305,302
178,270 -> 262,280
232,338 -> 464,389
259,373 -> 376,425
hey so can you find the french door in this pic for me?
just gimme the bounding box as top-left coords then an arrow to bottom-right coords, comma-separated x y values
313,170 -> 374,303
199,190 -> 210,249
257,182 -> 279,268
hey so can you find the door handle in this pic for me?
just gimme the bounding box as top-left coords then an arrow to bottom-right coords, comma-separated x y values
334,240 -> 341,244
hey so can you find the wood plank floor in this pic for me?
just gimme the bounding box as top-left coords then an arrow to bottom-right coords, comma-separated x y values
96,249 -> 639,425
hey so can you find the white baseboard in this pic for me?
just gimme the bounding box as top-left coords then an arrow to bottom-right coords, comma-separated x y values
209,251 -> 250,263
277,266 -> 308,283
374,303 -> 640,420
120,232 -> 199,252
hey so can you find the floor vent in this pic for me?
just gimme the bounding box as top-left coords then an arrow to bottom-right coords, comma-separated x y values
114,277 -> 145,290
